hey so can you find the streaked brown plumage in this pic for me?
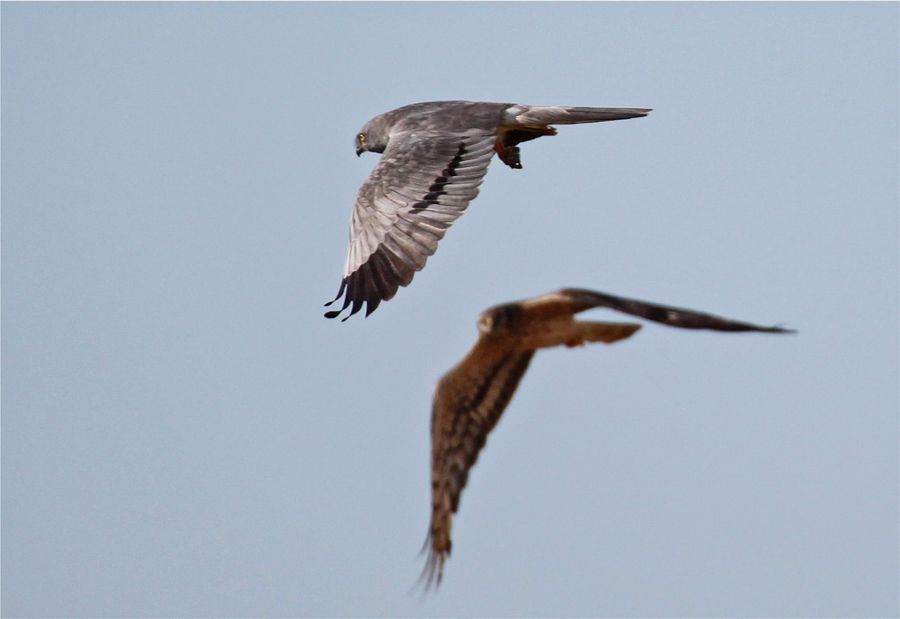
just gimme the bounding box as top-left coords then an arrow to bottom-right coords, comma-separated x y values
421,288 -> 793,590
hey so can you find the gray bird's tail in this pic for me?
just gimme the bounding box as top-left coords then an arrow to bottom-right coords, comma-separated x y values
511,105 -> 651,125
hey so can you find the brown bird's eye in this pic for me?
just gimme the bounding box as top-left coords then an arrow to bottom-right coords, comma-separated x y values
358,133 -> 366,143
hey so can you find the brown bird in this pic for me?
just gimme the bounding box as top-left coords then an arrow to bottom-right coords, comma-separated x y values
421,288 -> 793,590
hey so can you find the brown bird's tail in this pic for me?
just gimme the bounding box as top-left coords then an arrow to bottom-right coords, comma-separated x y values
572,321 -> 642,346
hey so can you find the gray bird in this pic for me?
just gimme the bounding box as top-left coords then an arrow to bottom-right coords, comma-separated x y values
324,101 -> 651,321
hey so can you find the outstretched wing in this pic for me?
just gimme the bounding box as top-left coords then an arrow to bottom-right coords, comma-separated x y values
552,288 -> 795,333
421,339 -> 535,590
418,287 -> 791,591
325,129 -> 497,320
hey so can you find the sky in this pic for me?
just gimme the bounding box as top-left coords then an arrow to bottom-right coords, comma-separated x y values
2,3 -> 898,618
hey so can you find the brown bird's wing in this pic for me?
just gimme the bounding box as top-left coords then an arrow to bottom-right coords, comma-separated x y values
547,288 -> 795,333
421,335 -> 535,590
421,316 -> 642,590
419,287 -> 791,590
325,129 -> 497,320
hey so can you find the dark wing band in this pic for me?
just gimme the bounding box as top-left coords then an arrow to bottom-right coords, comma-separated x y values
326,130 -> 497,320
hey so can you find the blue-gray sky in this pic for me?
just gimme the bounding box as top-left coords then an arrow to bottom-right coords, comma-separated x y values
3,3 -> 898,617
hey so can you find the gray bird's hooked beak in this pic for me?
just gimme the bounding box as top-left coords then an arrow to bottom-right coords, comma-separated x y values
356,146 -> 364,157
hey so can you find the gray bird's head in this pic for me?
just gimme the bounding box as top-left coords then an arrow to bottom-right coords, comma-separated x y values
355,115 -> 391,156
477,303 -> 523,335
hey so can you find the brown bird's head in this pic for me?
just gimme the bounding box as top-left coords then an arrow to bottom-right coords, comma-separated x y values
477,303 -> 523,335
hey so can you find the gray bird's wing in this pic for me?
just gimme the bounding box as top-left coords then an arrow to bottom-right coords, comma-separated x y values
325,128 -> 497,320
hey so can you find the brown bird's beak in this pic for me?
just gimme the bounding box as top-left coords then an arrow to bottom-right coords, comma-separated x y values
356,146 -> 363,157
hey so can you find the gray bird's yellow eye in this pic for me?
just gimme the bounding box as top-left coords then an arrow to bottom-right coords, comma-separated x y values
358,133 -> 366,143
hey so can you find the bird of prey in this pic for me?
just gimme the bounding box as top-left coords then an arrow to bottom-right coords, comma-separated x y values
324,101 -> 651,321
421,288 -> 793,589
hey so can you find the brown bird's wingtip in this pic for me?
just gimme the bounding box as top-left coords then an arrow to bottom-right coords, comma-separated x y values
415,552 -> 444,595
411,527 -> 448,595
768,324 -> 797,334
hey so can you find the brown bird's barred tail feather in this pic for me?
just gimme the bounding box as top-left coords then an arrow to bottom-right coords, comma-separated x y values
559,288 -> 796,333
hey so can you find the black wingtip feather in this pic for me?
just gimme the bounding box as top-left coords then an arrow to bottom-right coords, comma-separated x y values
325,247 -> 419,321
347,276 -> 365,319
369,250 -> 403,302
323,280 -> 347,308
323,280 -> 351,319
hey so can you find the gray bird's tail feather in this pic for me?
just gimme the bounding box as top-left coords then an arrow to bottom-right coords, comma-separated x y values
514,106 -> 652,125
